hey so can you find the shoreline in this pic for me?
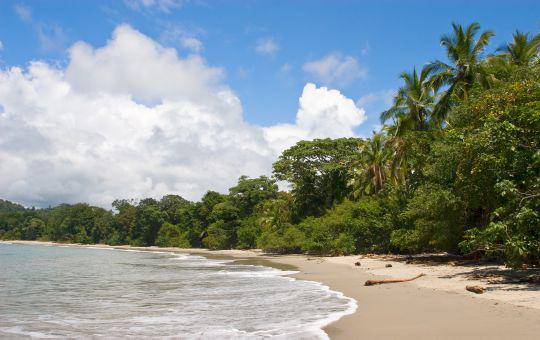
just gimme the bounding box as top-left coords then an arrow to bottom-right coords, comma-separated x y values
2,240 -> 539,339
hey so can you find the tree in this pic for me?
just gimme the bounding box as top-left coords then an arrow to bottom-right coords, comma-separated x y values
255,192 -> 300,253
381,66 -> 437,133
273,138 -> 363,218
112,199 -> 137,243
351,133 -> 392,196
156,222 -> 190,248
496,31 -> 540,66
132,200 -> 165,246
197,191 -> 226,226
159,195 -> 190,224
228,176 -> 278,218
22,218 -> 45,240
429,22 -> 494,121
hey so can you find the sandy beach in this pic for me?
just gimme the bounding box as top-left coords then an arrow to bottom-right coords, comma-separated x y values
3,240 -> 539,339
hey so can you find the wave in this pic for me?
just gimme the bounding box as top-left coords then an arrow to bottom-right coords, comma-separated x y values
0,242 -> 357,339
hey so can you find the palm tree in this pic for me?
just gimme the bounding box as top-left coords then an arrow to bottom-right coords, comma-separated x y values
350,133 -> 391,196
380,65 -> 437,134
496,31 -> 540,66
428,22 -> 494,121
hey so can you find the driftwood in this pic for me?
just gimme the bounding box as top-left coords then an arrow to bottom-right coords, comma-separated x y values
466,285 -> 485,294
354,261 -> 361,266
365,273 -> 425,286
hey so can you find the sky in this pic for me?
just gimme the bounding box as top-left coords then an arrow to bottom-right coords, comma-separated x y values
0,0 -> 539,208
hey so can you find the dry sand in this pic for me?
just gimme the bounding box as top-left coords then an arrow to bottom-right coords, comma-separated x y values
3,241 -> 539,339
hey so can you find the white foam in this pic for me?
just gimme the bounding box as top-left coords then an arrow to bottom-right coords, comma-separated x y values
0,326 -> 57,338
1,242 -> 358,339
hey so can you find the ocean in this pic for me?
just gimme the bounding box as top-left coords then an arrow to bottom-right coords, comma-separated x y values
0,243 -> 356,339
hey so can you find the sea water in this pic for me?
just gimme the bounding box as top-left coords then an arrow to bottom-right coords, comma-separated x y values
0,243 -> 356,339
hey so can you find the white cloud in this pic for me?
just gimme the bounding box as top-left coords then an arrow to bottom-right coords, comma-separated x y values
255,37 -> 279,55
0,25 -> 366,208
264,83 -> 366,152
66,26 -> 220,104
180,37 -> 203,53
303,53 -> 367,87
160,23 -> 204,53
124,0 -> 184,12
14,4 -> 32,22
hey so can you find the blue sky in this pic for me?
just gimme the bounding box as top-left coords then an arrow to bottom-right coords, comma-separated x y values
0,0 -> 539,207
2,0 -> 539,135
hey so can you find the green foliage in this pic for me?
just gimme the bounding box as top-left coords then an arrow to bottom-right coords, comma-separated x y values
0,199 -> 26,213
273,138 -> 363,218
159,195 -> 190,224
299,199 -> 392,255
428,22 -> 495,120
381,66 -> 437,132
131,200 -> 166,246
156,222 -> 191,248
203,220 -> 231,250
235,217 -> 260,249
229,176 -> 278,218
393,184 -> 464,252
257,225 -> 304,254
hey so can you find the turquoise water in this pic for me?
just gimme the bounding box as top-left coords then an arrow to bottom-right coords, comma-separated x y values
0,243 -> 355,339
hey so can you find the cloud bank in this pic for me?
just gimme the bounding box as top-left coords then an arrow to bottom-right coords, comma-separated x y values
0,25 -> 365,208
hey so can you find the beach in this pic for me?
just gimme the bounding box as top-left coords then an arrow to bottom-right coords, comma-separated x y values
3,241 -> 540,339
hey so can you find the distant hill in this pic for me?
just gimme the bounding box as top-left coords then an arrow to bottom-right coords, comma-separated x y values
0,199 -> 27,213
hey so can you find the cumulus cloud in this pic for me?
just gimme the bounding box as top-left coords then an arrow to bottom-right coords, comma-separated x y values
264,83 -> 366,152
0,25 -> 366,208
255,37 -> 279,55
303,53 -> 367,87
65,26 -> 221,104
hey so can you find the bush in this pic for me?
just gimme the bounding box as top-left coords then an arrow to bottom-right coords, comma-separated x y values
299,199 -> 392,255
235,218 -> 260,249
155,222 -> 191,248
257,224 -> 304,253
396,184 -> 464,252
202,220 -> 231,250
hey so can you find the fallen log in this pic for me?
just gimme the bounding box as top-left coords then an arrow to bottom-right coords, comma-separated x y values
364,273 -> 425,286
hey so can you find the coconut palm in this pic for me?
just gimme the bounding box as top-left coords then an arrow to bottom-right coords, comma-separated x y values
496,31 -> 540,66
350,133 -> 391,196
428,22 -> 494,121
380,65 -> 437,134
